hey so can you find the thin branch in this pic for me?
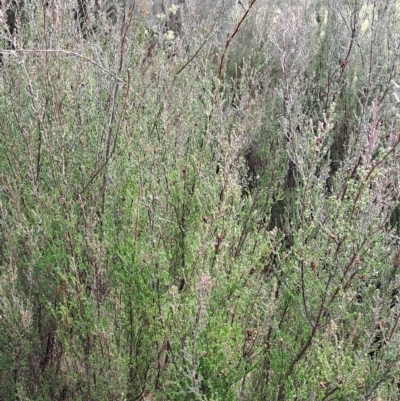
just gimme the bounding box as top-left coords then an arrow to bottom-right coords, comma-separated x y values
217,0 -> 258,81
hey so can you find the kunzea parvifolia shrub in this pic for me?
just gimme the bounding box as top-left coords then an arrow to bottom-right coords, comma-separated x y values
237,1 -> 400,400
1,1 -> 400,401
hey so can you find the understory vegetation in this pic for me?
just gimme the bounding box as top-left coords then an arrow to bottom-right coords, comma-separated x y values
1,0 -> 400,399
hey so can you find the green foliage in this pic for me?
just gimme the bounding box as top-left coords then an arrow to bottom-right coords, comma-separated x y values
1,0 -> 400,400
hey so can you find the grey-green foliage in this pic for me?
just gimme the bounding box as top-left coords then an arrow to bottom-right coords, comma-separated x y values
1,1 -> 400,401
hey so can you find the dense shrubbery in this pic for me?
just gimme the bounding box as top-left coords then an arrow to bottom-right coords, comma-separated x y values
1,0 -> 400,399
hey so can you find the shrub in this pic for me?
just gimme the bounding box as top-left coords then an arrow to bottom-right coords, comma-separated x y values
1,0 -> 400,400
